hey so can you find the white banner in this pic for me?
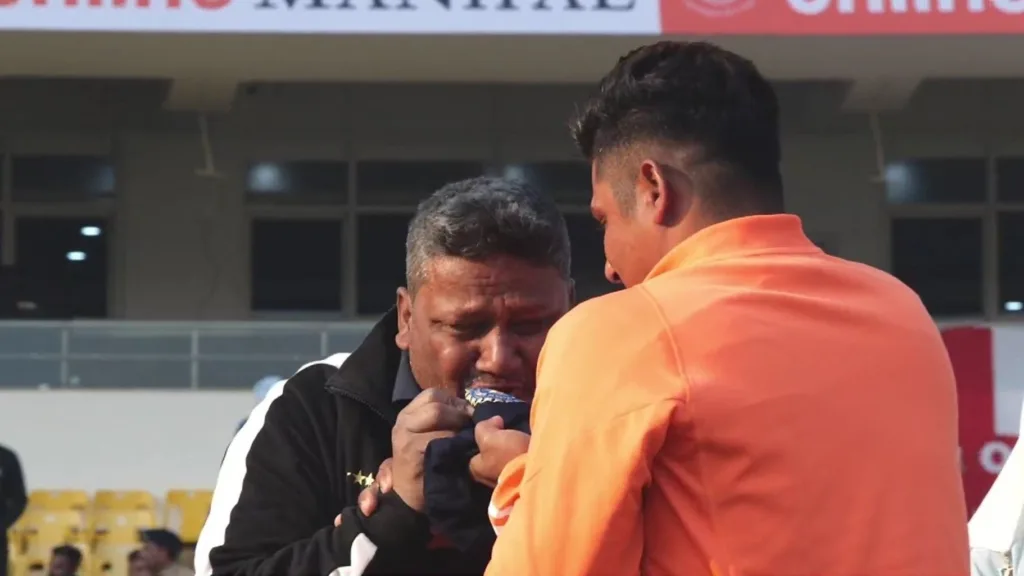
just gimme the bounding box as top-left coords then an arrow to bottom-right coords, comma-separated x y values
0,0 -> 660,33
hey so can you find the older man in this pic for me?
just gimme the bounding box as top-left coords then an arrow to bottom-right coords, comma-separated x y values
194,176 -> 572,576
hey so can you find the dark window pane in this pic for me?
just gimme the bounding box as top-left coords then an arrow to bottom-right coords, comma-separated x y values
996,158 -> 1024,203
564,214 -> 620,301
251,220 -> 343,311
891,218 -> 982,316
356,214 -> 411,315
8,217 -> 108,318
357,161 -> 484,206
12,156 -> 115,201
999,212 -> 1024,315
246,161 -> 348,204
496,162 -> 591,204
885,158 -> 986,205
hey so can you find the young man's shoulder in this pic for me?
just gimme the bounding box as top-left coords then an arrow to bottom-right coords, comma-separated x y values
543,287 -> 672,370
557,288 -> 663,334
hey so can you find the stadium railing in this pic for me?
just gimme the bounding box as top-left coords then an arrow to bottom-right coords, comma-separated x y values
0,320 -> 377,389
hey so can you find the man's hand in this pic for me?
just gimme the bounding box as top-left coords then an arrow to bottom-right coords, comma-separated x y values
336,459 -> 393,526
469,416 -> 530,488
391,388 -> 474,512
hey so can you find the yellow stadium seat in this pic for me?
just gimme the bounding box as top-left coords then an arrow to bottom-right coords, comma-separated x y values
9,513 -> 31,554
8,537 -> 27,574
28,490 -> 90,512
18,510 -> 85,554
164,490 -> 213,544
91,544 -> 136,576
90,509 -> 156,547
92,490 -> 155,512
8,548 -> 47,576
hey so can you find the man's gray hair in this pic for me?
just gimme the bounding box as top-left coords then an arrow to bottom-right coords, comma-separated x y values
405,176 -> 572,291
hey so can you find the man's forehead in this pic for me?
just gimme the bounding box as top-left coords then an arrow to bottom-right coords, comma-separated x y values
416,256 -> 565,310
423,255 -> 553,284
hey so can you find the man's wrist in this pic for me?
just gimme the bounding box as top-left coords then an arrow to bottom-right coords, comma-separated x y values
359,490 -> 432,550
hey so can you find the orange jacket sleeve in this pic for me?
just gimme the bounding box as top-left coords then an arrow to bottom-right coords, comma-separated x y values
485,293 -> 680,576
487,453 -> 525,535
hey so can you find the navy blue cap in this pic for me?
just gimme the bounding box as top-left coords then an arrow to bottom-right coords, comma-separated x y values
139,529 -> 183,559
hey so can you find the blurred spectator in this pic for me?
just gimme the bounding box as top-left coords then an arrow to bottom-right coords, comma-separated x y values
0,443 -> 27,576
129,550 -> 152,576
236,376 -> 282,433
139,529 -> 192,576
47,545 -> 82,576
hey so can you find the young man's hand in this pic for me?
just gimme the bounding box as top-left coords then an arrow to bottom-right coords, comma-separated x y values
469,416 -> 530,488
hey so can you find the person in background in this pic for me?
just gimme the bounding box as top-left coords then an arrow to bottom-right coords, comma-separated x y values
139,529 -> 192,576
236,376 -> 283,434
0,443 -> 27,576
47,545 -> 82,576
195,177 -> 573,576
129,550 -> 153,576
478,40 -> 969,576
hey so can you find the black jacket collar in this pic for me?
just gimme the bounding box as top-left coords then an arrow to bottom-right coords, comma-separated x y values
325,307 -> 404,423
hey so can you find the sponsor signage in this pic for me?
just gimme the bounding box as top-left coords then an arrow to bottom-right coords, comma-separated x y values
2,0 -> 1022,33
662,0 -> 1024,34
944,326 -> 1022,515
0,0 -> 659,33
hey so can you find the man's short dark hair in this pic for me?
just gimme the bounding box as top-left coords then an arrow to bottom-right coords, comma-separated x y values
405,176 -> 571,291
571,40 -> 784,216
52,545 -> 82,569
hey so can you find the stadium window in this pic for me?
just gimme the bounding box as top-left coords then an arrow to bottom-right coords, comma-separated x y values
356,213 -> 412,316
884,158 -> 986,205
251,219 -> 343,312
245,160 -> 348,204
496,161 -> 592,205
11,155 -> 115,201
563,213 -> 620,302
890,217 -> 983,317
996,157 -> 1024,203
12,217 -> 109,318
356,161 -> 484,206
998,212 -> 1024,316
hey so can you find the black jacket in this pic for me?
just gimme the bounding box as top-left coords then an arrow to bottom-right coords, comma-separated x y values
1,444 -> 27,576
197,309 -> 490,576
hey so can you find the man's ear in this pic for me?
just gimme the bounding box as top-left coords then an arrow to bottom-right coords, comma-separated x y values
638,159 -> 674,226
395,287 -> 412,351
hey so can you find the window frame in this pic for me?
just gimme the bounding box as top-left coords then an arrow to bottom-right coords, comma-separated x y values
887,155 -> 1024,321
352,208 -> 416,318
0,152 -> 117,318
245,155 -> 353,320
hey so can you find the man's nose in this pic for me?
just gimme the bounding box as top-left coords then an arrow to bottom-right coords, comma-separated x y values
605,261 -> 622,284
476,329 -> 519,374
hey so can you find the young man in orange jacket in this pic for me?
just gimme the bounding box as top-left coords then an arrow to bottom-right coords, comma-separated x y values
473,41 -> 970,576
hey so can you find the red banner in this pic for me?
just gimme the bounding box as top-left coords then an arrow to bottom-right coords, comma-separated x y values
661,0 -> 1024,35
943,327 -> 1017,516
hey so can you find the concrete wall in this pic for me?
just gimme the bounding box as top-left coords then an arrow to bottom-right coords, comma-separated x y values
0,390 -> 252,494
1,78 -> 1023,320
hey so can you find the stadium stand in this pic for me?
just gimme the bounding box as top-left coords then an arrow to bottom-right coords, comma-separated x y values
164,491 -> 213,545
6,490 -> 210,576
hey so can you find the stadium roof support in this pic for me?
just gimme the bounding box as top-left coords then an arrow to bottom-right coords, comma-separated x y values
164,78 -> 239,112
841,77 -> 921,112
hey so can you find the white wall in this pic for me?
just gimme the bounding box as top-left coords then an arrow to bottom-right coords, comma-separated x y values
0,390 -> 253,495
1,78 -> 1023,320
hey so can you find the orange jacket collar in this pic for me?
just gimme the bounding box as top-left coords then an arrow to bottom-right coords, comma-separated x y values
644,214 -> 820,282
